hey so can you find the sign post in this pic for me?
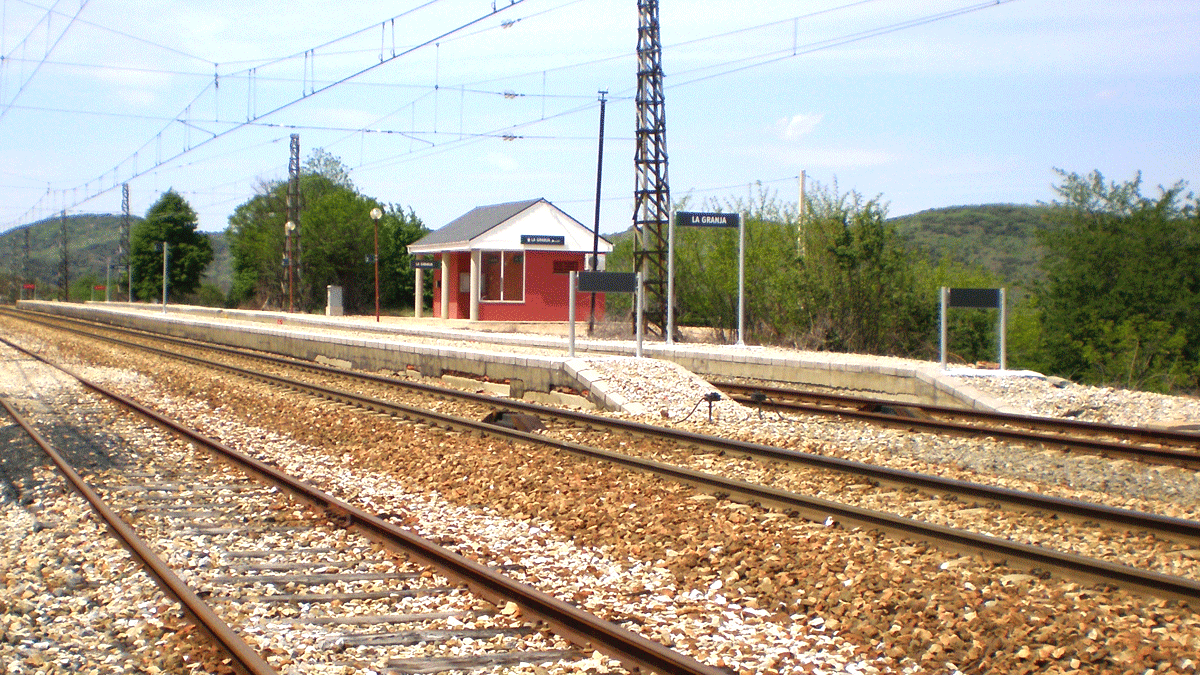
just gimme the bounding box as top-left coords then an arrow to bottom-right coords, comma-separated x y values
940,287 -> 1007,370
576,271 -> 640,357
412,258 -> 437,320
568,271 -> 577,357
156,241 -> 168,313
673,211 -> 744,345
667,206 -> 675,344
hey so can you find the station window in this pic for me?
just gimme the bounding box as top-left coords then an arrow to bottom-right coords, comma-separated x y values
481,251 -> 524,302
553,260 -> 581,274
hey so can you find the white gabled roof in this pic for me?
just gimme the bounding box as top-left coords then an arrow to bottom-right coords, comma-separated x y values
408,198 -> 613,254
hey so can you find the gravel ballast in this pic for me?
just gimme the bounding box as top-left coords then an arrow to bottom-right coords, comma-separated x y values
3,316 -> 1200,674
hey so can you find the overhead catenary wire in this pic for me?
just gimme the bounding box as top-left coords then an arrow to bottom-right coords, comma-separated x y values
3,0 -> 1017,230
3,0 -> 528,228
0,0 -> 90,121
339,0 -> 1017,184
9,0 -> 212,64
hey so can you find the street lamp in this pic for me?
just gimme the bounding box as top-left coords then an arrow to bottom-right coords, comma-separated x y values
370,207 -> 382,322
285,220 -> 296,313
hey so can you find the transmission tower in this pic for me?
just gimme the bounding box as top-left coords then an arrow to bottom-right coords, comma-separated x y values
632,0 -> 671,335
286,134 -> 300,312
122,183 -> 132,301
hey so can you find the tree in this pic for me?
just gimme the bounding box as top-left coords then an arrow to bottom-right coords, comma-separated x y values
608,181 -> 933,356
227,148 -> 427,313
378,205 -> 430,309
796,181 -> 932,355
305,148 -> 354,190
131,190 -> 212,302
1035,169 -> 1200,391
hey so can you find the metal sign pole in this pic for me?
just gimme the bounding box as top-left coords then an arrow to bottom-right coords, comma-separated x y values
666,207 -> 675,345
635,272 -> 644,359
737,213 -> 745,346
999,287 -> 1008,371
161,242 -> 168,314
568,271 -> 577,358
939,286 -> 948,368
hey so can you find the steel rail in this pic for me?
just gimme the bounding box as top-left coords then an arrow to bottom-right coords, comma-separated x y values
715,380 -> 1200,457
0,397 -> 279,675
8,311 -> 1200,542
0,337 -> 726,675
5,333 -> 1200,604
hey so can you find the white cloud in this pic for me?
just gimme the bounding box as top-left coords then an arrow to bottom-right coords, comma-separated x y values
776,114 -> 823,140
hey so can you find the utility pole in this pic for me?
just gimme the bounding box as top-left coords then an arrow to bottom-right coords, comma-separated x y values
588,90 -> 607,335
286,134 -> 300,312
632,0 -> 671,337
59,210 -> 69,301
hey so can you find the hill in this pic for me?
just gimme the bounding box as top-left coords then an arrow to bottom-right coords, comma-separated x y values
1,214 -> 231,300
888,204 -> 1052,284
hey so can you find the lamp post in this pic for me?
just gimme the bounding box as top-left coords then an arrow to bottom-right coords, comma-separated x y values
285,220 -> 296,313
370,207 -> 382,322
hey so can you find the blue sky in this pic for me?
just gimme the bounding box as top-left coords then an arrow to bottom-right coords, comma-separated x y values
0,0 -> 1196,235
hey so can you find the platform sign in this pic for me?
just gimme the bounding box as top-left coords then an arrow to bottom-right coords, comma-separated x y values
411,259 -> 438,270
675,211 -> 740,228
940,287 -> 1007,370
578,271 -> 637,294
23,284 -> 34,290
569,271 -> 644,359
948,288 -> 1002,309
670,211 -> 746,345
93,285 -> 106,291
520,234 -> 565,245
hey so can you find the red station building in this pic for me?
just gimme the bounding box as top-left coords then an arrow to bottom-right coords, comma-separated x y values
407,198 -> 614,322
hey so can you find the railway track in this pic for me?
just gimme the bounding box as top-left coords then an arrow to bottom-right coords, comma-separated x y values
713,381 -> 1200,469
0,345 -> 725,674
5,309 -> 1200,604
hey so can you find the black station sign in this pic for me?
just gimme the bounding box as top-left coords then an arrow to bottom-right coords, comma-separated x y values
520,234 -> 565,245
948,288 -> 1002,308
578,271 -> 637,294
411,259 -> 439,269
676,211 -> 740,228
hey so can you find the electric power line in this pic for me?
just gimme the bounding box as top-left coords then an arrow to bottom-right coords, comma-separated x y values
4,0 -> 527,228
0,0 -> 90,121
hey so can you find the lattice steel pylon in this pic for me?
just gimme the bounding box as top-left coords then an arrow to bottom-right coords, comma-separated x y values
632,0 -> 670,336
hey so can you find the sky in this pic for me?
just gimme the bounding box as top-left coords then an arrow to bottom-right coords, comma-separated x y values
0,0 -> 1196,236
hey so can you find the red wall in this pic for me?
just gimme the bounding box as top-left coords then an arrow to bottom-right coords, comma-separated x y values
430,251 -> 604,322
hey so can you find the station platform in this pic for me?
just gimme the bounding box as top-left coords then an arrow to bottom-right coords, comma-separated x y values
13,301 -> 1022,415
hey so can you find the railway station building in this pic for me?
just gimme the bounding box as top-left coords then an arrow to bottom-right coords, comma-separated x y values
407,198 -> 613,322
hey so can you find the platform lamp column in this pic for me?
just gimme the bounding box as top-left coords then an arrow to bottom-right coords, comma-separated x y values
285,220 -> 296,313
370,208 -> 383,322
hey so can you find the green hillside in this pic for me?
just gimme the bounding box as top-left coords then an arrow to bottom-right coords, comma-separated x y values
888,204 -> 1053,283
0,214 -> 230,301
